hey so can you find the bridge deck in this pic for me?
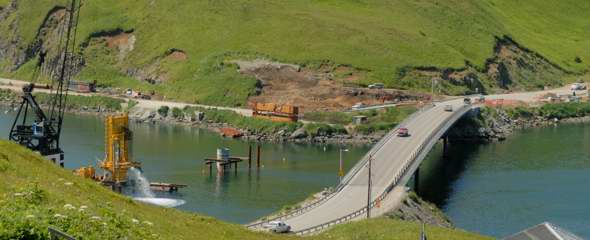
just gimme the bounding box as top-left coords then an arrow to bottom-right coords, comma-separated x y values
283,99 -> 470,233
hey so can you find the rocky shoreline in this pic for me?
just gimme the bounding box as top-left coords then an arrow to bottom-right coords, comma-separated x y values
0,97 -> 383,145
126,107 -> 383,145
448,107 -> 590,142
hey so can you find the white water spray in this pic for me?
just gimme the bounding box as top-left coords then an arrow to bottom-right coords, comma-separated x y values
127,167 -> 186,208
128,167 -> 155,198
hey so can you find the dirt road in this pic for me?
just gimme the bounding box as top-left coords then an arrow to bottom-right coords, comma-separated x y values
0,78 -> 253,117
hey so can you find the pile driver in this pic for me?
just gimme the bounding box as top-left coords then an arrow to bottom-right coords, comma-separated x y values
8,0 -> 82,167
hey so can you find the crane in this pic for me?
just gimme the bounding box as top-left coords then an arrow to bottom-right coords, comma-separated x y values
8,0 -> 82,167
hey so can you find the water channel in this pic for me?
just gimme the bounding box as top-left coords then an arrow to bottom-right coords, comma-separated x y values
0,107 -> 588,238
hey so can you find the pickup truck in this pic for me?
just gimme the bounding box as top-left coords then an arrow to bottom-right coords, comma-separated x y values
263,221 -> 291,233
368,83 -> 385,89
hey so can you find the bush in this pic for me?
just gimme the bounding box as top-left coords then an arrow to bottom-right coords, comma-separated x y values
304,123 -> 347,136
171,107 -> 183,119
157,106 -> 169,117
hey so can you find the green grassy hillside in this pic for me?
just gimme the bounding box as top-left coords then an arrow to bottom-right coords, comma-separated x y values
0,141 -> 490,239
0,0 -> 588,106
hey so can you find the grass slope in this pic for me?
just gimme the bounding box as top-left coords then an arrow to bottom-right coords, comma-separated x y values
0,0 -> 589,106
0,141 -> 489,239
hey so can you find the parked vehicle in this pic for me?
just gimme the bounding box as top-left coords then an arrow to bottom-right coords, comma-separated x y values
263,221 -> 291,233
368,83 -> 385,89
444,105 -> 453,112
463,98 -> 472,105
397,127 -> 410,137
478,95 -> 485,103
570,83 -> 587,91
352,102 -> 365,110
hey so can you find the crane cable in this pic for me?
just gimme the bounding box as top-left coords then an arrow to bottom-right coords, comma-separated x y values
58,0 -> 82,138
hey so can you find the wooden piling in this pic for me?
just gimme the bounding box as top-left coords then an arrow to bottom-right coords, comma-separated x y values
256,145 -> 261,168
248,145 -> 252,169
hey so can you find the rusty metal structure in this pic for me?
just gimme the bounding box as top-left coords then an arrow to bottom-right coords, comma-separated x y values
251,102 -> 301,122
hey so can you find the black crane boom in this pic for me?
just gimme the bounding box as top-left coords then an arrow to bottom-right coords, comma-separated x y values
8,0 -> 82,167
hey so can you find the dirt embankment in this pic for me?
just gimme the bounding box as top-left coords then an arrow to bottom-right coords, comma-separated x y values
233,59 -> 428,112
386,192 -> 453,228
0,2 -> 83,76
398,36 -> 569,96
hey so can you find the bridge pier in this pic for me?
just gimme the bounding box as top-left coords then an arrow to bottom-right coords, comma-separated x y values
443,135 -> 449,158
414,166 -> 420,194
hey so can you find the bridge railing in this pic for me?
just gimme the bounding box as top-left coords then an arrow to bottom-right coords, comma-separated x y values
294,105 -> 472,235
246,104 -> 437,229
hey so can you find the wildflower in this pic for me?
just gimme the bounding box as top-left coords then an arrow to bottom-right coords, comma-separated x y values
13,192 -> 24,197
80,205 -> 88,210
53,214 -> 66,218
142,220 -> 153,226
64,182 -> 73,186
131,218 -> 139,224
90,216 -> 102,221
25,215 -> 35,219
63,204 -> 76,210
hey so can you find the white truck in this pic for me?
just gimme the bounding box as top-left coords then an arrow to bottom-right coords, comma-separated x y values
570,83 -> 587,91
263,221 -> 291,233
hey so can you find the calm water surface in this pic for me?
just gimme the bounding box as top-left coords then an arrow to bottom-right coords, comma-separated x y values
1,107 -> 589,238
419,123 -> 590,238
0,107 -> 369,223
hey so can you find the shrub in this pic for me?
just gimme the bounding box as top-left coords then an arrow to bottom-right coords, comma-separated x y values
157,106 -> 169,117
171,107 -> 183,119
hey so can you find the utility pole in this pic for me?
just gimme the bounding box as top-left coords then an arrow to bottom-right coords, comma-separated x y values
367,155 -> 373,219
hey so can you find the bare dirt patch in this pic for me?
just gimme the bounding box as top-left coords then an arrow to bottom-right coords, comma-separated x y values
166,50 -> 187,61
232,59 -> 426,112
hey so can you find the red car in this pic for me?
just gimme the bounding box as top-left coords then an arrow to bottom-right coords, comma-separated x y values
397,127 -> 410,137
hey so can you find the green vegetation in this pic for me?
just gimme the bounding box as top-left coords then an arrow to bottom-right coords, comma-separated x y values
317,218 -> 491,240
171,107 -> 183,119
304,106 -> 417,134
157,106 -> 169,117
185,106 -> 302,134
34,93 -> 124,112
0,89 -> 15,100
0,89 -> 124,112
1,0 -> 589,106
504,102 -> 590,120
304,123 -> 347,137
0,141 -> 289,240
0,141 -> 490,239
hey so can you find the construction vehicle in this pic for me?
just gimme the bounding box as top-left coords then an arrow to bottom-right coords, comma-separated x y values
68,80 -> 96,93
8,0 -> 82,167
251,102 -> 301,122
75,113 -> 140,191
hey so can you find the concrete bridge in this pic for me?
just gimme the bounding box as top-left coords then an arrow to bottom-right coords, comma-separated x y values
246,85 -> 586,235
248,98 -> 475,234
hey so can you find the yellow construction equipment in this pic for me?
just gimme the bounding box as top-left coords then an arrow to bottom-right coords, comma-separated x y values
99,113 -> 139,184
74,113 -> 139,188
